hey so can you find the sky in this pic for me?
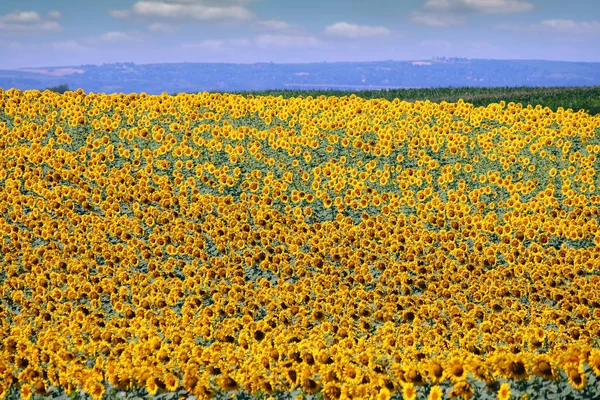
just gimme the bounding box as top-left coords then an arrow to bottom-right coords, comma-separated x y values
0,0 -> 599,69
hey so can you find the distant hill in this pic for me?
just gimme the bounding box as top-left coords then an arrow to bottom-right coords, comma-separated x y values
1,58 -> 600,95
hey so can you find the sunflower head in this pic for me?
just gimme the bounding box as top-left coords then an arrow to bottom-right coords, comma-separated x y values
426,360 -> 446,384
589,349 -> 600,377
401,382 -> 417,400
428,385 -> 443,400
445,357 -> 467,383
532,356 -> 556,381
567,367 -> 587,391
449,381 -> 473,400
508,359 -> 529,380
497,383 -> 511,400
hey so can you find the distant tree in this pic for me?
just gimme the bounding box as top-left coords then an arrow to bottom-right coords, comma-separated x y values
46,83 -> 70,94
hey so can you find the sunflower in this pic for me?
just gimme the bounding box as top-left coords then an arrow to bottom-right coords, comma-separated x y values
322,382 -> 342,400
87,381 -> 106,400
497,382 -> 511,400
221,376 -> 239,391
445,357 -> 467,383
567,366 -> 587,391
164,372 -> 179,392
401,382 -> 417,400
425,360 -> 446,384
377,387 -> 391,400
146,377 -> 159,396
20,383 -> 32,400
531,356 -> 556,381
33,380 -> 48,396
589,349 -> 600,377
507,358 -> 529,381
428,385 -> 443,400
449,381 -> 473,400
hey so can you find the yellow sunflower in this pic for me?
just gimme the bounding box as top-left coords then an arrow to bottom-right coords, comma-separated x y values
531,356 -> 556,381
377,387 -> 391,400
87,381 -> 106,400
402,382 -> 417,400
445,357 -> 468,383
588,349 -> 600,377
20,383 -> 32,400
567,366 -> 587,391
496,382 -> 510,400
164,372 -> 179,392
428,385 -> 443,400
425,360 -> 446,384
146,377 -> 159,396
449,381 -> 473,400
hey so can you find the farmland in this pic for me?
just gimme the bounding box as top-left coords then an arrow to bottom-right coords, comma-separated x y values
1,86 -> 600,400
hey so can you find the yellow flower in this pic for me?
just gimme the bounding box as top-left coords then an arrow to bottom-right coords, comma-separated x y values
445,357 -> 467,383
567,366 -> 587,390
377,387 -> 391,400
86,381 -> 106,400
20,383 -> 32,400
449,381 -> 473,399
402,383 -> 417,400
428,385 -> 443,400
589,349 -> 600,377
146,377 -> 159,396
498,383 -> 511,400
164,372 -> 179,392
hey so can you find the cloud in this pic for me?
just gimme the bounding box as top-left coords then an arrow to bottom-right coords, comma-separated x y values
496,19 -> 600,34
411,0 -> 532,27
182,34 -> 322,51
410,11 -> 465,27
424,0 -> 533,14
255,19 -> 292,31
324,22 -> 392,38
181,38 -> 251,50
0,11 -> 62,33
47,11 -> 62,19
148,22 -> 176,32
51,40 -> 87,52
129,1 -> 253,21
255,34 -> 322,48
539,19 -> 600,34
100,31 -> 139,42
109,9 -> 131,19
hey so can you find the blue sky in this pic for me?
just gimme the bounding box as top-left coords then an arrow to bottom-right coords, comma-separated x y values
0,0 -> 599,69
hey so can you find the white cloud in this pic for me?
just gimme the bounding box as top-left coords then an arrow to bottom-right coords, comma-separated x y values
52,40 -> 87,52
130,1 -> 253,21
100,31 -> 139,42
229,38 -> 251,46
255,19 -> 295,31
148,22 -> 175,32
424,0 -> 451,9
255,34 -> 322,48
181,38 -> 251,50
496,19 -> 600,34
324,22 -> 392,38
410,11 -> 465,27
412,0 -> 532,27
0,11 -> 62,33
0,11 -> 41,23
540,19 -> 600,34
109,9 -> 131,19
47,11 -> 62,19
425,0 -> 533,14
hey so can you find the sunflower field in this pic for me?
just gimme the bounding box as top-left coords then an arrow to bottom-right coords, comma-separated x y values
1,87 -> 600,400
